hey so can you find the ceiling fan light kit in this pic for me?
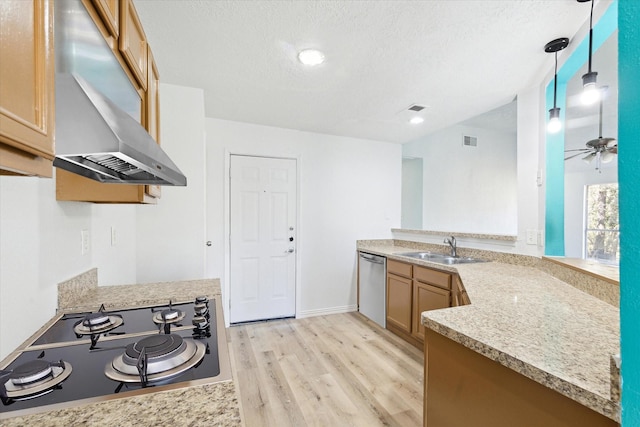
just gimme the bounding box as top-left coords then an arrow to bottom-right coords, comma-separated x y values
544,37 -> 570,134
564,86 -> 617,172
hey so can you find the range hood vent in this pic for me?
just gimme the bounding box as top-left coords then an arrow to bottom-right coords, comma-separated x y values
54,73 -> 187,186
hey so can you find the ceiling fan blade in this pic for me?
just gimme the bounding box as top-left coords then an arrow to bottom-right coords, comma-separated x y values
565,151 -> 592,161
564,148 -> 591,153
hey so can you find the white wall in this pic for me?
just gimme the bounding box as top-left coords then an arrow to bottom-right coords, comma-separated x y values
0,177 -> 93,359
515,85 -> 545,256
205,118 -> 401,319
401,157 -> 423,229
91,205 -> 137,286
135,84 -> 208,284
402,123 -> 518,236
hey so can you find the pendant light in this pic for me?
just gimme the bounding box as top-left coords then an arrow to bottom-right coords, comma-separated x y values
545,37 -> 569,133
578,0 -> 599,105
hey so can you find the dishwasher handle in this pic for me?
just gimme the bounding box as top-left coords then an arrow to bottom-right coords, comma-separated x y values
359,253 -> 385,265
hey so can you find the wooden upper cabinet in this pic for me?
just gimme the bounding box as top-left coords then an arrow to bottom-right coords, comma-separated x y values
0,0 -> 54,177
145,47 -> 161,199
93,0 -> 119,39
119,0 -> 148,91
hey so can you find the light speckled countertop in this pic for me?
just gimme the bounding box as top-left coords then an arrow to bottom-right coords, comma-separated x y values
1,273 -> 242,426
358,241 -> 620,422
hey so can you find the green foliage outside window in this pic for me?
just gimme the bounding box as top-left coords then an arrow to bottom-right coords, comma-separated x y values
585,183 -> 619,265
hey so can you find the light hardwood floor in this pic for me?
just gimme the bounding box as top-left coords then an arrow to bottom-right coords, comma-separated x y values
227,312 -> 424,427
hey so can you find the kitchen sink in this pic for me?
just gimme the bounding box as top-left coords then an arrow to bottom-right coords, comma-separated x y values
396,251 -> 487,265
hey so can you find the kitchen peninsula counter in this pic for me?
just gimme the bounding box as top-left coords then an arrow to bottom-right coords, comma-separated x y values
1,274 -> 242,426
358,240 -> 620,423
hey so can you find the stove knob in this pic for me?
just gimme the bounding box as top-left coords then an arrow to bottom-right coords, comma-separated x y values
192,316 -> 209,329
194,303 -> 209,316
195,296 -> 208,305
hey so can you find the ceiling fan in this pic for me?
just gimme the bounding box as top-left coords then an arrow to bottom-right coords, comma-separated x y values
564,86 -> 617,172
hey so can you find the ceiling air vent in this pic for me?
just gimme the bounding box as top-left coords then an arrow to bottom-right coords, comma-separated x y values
408,104 -> 426,112
463,135 -> 478,147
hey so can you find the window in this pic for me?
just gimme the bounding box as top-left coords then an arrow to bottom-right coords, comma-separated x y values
584,183 -> 619,265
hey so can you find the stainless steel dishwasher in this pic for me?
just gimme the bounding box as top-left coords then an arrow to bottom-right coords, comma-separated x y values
358,252 -> 386,328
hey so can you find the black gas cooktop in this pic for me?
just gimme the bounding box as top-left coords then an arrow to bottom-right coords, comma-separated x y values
0,298 -> 226,418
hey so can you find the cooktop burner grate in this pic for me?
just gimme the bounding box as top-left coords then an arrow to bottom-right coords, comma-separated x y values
0,357 -> 72,404
106,334 -> 207,385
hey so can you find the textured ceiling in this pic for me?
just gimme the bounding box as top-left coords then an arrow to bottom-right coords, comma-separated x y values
133,0 -> 594,144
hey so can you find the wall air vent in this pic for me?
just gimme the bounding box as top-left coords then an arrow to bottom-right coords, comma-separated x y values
408,104 -> 426,112
463,135 -> 478,147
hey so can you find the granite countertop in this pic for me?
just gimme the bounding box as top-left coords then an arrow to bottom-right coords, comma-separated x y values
1,274 -> 242,426
358,241 -> 621,422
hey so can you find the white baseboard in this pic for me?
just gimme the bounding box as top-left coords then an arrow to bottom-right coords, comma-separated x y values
296,304 -> 357,319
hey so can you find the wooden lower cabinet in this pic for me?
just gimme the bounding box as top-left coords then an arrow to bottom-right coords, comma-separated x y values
424,330 -> 617,427
386,259 -> 455,349
412,282 -> 450,341
386,273 -> 413,334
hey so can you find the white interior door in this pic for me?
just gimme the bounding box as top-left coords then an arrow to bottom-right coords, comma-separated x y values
229,155 -> 297,323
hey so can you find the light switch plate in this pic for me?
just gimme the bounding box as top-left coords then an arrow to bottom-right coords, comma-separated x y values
526,229 -> 537,245
81,230 -> 90,255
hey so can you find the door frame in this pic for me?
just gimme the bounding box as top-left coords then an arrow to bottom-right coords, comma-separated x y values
223,149 -> 302,327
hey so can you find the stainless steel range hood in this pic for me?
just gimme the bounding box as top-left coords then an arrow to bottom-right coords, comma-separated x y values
54,74 -> 186,185
53,0 -> 186,186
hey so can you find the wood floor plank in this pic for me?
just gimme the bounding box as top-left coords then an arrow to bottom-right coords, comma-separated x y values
229,313 -> 423,427
253,349 -> 308,426
278,354 -> 357,426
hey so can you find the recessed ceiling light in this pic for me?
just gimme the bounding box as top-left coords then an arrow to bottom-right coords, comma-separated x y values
409,117 -> 424,125
298,49 -> 325,66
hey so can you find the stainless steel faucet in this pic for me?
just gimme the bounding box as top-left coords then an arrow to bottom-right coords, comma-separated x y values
444,236 -> 457,257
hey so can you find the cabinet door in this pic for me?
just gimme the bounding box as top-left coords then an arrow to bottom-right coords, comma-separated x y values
119,0 -> 148,90
144,46 -> 161,199
0,0 -> 54,176
452,274 -> 466,307
387,273 -> 413,333
93,0 -> 119,38
412,281 -> 451,341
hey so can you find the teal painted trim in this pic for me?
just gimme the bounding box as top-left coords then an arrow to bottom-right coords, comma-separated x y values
544,81 -> 566,256
619,0 -> 640,424
544,0 -> 618,256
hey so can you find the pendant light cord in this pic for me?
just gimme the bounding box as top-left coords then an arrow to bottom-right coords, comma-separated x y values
553,52 -> 558,108
588,0 -> 594,73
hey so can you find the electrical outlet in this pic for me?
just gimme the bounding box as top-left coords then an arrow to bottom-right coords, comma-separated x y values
111,226 -> 117,247
526,229 -> 537,245
81,230 -> 90,255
